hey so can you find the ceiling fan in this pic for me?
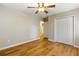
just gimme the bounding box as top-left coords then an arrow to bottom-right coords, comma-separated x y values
27,3 -> 55,14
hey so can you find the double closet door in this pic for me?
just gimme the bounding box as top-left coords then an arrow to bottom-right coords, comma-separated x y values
54,16 -> 74,45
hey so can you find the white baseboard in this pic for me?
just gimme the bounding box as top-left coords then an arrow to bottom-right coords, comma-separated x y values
74,45 -> 79,48
48,39 -> 79,48
1,38 -> 79,51
48,39 -> 56,42
0,38 -> 38,50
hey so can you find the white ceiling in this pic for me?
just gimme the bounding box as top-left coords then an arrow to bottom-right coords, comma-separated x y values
1,3 -> 79,18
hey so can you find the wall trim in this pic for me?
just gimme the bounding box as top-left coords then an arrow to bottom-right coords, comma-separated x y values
1,38 -> 79,50
48,39 -> 79,48
48,39 -> 56,42
0,38 -> 39,50
74,45 -> 79,48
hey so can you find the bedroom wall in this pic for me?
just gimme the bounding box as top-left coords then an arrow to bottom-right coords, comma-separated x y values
45,8 -> 79,47
0,6 -> 41,50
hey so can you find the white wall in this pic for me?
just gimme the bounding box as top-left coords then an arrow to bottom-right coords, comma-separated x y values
0,6 -> 41,49
45,8 -> 79,47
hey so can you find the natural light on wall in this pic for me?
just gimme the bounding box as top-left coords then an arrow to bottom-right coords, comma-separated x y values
40,21 -> 45,41
40,21 -> 44,33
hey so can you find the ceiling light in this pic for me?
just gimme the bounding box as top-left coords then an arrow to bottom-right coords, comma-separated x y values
38,8 -> 45,12
27,3 -> 55,14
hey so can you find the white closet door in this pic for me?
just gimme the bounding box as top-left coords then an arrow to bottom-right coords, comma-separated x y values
54,16 -> 74,45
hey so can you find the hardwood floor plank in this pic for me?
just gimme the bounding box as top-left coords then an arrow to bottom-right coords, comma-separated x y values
0,40 -> 79,56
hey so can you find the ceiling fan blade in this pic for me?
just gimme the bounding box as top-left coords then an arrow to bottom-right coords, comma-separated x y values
46,5 -> 55,8
44,10 -> 48,14
35,10 -> 38,14
27,7 -> 38,8
38,3 -> 40,7
42,3 -> 44,7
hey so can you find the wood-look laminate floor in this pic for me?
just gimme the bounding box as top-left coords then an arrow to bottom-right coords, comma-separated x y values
0,39 -> 79,56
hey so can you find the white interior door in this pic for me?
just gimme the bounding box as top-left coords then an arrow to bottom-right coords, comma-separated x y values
54,16 -> 74,45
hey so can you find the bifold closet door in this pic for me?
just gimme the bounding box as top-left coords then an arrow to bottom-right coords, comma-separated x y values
54,16 -> 74,45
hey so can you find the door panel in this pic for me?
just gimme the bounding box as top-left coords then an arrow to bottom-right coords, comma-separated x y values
54,16 -> 74,45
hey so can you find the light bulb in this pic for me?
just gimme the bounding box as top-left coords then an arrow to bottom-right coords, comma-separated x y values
38,8 -> 45,12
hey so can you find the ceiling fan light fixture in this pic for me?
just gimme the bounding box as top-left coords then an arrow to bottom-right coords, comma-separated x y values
27,3 -> 55,14
38,8 -> 45,12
